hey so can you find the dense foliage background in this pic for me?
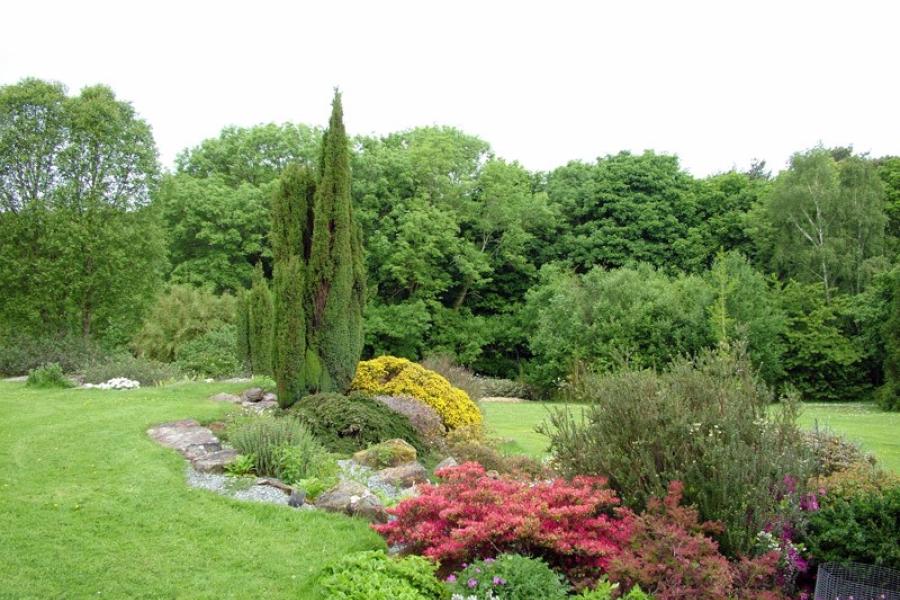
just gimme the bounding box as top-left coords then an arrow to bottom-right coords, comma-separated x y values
1,78 -> 898,405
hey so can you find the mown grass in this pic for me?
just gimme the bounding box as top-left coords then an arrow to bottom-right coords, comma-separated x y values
482,400 -> 900,473
0,380 -> 383,599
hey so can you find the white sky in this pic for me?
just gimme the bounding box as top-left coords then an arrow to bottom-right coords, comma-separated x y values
2,0 -> 898,177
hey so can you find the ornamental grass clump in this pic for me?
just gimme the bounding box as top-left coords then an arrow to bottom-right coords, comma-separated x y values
373,462 -> 633,588
226,414 -> 325,479
543,344 -> 812,556
352,356 -> 482,429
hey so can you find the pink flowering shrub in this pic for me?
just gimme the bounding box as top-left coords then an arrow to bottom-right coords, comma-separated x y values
373,462 -> 633,587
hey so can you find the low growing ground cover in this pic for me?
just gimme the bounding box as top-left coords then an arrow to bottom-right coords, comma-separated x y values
0,381 -> 383,599
481,401 -> 900,472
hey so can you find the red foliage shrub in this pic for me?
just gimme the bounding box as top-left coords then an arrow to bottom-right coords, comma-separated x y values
731,551 -> 790,600
607,481 -> 734,599
607,481 -> 788,600
373,462 -> 633,586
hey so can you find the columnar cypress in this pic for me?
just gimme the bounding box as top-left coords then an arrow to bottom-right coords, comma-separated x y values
272,165 -> 315,406
248,262 -> 274,376
305,90 -> 366,392
271,90 -> 365,406
879,270 -> 900,411
235,288 -> 252,372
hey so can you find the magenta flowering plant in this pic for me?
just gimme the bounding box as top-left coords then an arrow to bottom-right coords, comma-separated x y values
754,474 -> 823,593
444,554 -> 569,600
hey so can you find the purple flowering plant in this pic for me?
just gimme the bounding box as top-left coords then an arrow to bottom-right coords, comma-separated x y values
445,553 -> 569,599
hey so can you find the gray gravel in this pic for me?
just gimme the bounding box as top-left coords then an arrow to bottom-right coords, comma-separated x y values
185,467 -> 289,505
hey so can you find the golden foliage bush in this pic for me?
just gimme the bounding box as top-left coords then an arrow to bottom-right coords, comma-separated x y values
816,461 -> 900,502
351,356 -> 482,429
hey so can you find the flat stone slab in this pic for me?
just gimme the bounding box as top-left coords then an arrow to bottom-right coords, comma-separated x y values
148,420 -> 219,452
148,420 -> 236,472
192,449 -> 239,473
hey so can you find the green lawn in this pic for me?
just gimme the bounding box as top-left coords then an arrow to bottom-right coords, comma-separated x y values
0,380 -> 383,599
481,400 -> 900,473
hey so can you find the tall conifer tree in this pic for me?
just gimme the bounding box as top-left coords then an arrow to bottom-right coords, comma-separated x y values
306,90 -> 366,392
272,90 -> 365,406
248,262 -> 274,376
272,165 -> 315,405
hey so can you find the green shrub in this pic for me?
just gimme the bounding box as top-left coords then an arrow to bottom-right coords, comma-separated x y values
444,425 -> 546,478
224,454 -> 255,477
226,415 -> 324,479
288,392 -> 424,455
25,363 -> 72,388
132,284 -> 235,362
319,550 -> 448,600
575,577 -> 652,599
175,325 -> 240,378
81,352 -> 182,386
542,345 -> 812,556
270,443 -> 337,486
803,485 -> 900,569
0,333 -> 106,375
446,554 -> 569,600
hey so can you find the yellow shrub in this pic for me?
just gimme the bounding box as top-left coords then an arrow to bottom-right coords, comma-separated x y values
815,461 -> 900,502
351,356 -> 482,429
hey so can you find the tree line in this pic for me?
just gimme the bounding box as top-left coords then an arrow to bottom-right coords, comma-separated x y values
1,78 -> 897,407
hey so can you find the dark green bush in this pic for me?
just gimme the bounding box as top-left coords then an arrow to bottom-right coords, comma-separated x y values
175,325 -> 241,378
319,550 -> 447,600
226,415 -> 325,479
804,486 -> 900,569
542,345 -> 812,556
25,363 -> 73,388
288,392 -> 424,455
81,352 -> 182,386
0,333 -> 106,375
446,554 -> 569,600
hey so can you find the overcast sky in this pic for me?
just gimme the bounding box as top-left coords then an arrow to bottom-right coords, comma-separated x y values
2,0 -> 898,176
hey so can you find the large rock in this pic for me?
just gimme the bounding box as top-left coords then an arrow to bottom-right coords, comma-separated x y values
262,392 -> 278,404
242,399 -> 277,414
434,457 -> 459,471
352,439 -> 417,469
182,442 -> 224,461
191,449 -> 239,473
375,461 -> 428,488
148,420 -> 236,473
240,387 -> 265,403
315,480 -> 369,514
148,420 -> 219,453
351,494 -> 389,523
